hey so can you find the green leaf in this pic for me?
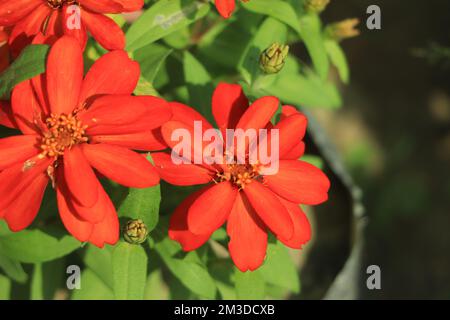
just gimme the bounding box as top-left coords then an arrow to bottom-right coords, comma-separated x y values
144,268 -> 168,300
71,270 -> 114,300
31,264 -> 43,300
84,245 -> 114,288
183,51 -> 214,121
209,259 -> 237,300
0,44 -> 49,99
126,0 -> 210,52
0,275 -> 11,300
118,184 -> 161,233
298,13 -> 329,80
111,242 -> 148,300
324,39 -> 350,83
260,56 -> 341,109
239,17 -> 288,84
0,225 -> 81,263
241,0 -> 300,33
259,241 -> 300,293
134,43 -> 173,83
197,11 -> 260,69
0,252 -> 28,283
154,235 -> 217,298
234,269 -> 265,300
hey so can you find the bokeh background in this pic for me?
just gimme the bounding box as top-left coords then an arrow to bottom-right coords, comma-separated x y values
298,0 -> 450,299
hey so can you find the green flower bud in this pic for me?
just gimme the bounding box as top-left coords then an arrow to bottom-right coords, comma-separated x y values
325,18 -> 360,42
304,0 -> 330,14
259,43 -> 289,74
123,219 -> 148,245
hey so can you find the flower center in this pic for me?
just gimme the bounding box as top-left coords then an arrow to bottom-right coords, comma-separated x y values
40,113 -> 88,158
215,163 -> 262,190
46,0 -> 76,9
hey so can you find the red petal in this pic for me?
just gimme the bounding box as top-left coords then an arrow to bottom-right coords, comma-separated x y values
236,96 -> 279,131
79,50 -> 140,102
277,197 -> 311,249
63,146 -> 99,208
280,105 -> 299,118
88,191 -> 120,248
273,113 -> 307,158
57,182 -> 94,242
243,181 -> 293,240
227,192 -> 267,272
133,95 -> 172,129
282,142 -> 305,160
78,0 -> 124,13
3,171 -> 48,231
188,181 -> 237,235
0,100 -> 17,129
169,188 -> 212,251
11,80 -> 42,134
212,82 -> 248,135
81,95 -> 167,135
31,74 -> 51,116
46,36 -> 83,115
152,152 -> 212,186
81,143 -> 159,188
62,4 -> 88,50
0,155 -> 52,211
113,0 -> 144,12
81,9 -> 125,51
215,0 -> 235,19
90,129 -> 167,151
57,168 -> 106,223
8,4 -> 50,52
160,120 -> 206,165
170,102 -> 214,130
0,135 -> 39,170
0,0 -> 41,26
264,160 -> 330,205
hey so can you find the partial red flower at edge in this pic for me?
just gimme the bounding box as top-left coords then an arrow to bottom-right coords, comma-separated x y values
0,0 -> 144,55
215,0 -> 249,19
0,36 -> 171,248
153,83 -> 330,272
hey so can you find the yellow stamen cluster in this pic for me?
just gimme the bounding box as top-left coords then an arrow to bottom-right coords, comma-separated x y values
47,0 -> 76,9
40,113 -> 88,158
216,162 -> 262,190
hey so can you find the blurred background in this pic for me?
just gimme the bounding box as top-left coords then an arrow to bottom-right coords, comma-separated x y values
298,0 -> 450,299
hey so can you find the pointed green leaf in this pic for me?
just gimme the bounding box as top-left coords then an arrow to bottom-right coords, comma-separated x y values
112,242 -> 148,300
234,269 -> 265,300
126,0 -> 210,52
259,241 -> 300,293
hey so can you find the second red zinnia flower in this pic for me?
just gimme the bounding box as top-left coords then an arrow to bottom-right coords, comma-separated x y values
153,83 -> 330,272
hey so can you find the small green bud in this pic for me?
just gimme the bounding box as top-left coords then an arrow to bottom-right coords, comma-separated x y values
304,0 -> 330,14
123,219 -> 148,245
259,43 -> 289,74
325,18 -> 360,42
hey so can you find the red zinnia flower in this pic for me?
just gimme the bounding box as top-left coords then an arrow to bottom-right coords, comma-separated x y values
215,0 -> 247,19
153,83 -> 330,272
0,36 -> 171,247
0,0 -> 143,54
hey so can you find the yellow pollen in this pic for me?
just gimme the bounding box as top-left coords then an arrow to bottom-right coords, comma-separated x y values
215,162 -> 262,190
40,113 -> 88,158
